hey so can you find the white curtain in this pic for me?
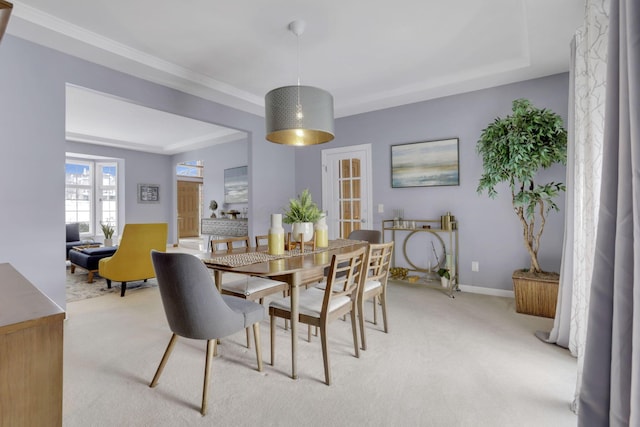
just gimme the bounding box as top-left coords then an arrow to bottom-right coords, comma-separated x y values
542,0 -> 609,413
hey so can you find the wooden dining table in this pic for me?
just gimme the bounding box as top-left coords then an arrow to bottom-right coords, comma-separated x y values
196,239 -> 367,380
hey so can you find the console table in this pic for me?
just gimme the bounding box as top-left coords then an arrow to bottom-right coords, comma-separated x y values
0,263 -> 64,426
382,219 -> 459,297
201,218 -> 248,249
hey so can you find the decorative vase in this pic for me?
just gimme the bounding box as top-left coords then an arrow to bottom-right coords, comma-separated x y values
104,238 -> 113,247
440,276 -> 449,288
291,222 -> 314,242
268,214 -> 285,255
314,213 -> 328,248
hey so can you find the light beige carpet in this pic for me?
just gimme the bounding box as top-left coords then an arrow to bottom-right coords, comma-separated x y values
63,279 -> 577,426
65,265 -> 157,302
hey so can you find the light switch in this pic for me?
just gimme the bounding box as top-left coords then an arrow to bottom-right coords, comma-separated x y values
378,204 -> 384,213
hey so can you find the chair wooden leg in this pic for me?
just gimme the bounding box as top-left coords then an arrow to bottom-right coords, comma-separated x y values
252,323 -> 263,372
70,265 -> 76,274
150,333 -> 178,388
106,279 -> 112,289
358,297 -> 367,351
201,339 -> 214,416
320,324 -> 331,386
246,328 -> 251,349
372,295 -> 378,325
120,282 -> 127,297
380,293 -> 389,333
270,314 -> 276,366
350,308 -> 360,358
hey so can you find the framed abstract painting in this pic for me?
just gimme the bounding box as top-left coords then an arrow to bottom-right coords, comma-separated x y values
224,166 -> 248,203
391,138 -> 459,188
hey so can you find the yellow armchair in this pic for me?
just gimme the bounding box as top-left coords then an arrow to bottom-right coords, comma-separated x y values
99,223 -> 168,297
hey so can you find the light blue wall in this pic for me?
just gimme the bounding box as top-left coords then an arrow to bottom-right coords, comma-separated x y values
0,31 -> 569,307
0,35 -> 295,310
172,137 -> 249,224
294,73 -> 569,292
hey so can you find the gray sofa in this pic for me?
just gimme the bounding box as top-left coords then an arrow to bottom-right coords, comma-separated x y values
66,223 -> 93,259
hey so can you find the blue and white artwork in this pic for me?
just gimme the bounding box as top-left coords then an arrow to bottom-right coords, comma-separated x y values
224,166 -> 248,203
391,138 -> 459,188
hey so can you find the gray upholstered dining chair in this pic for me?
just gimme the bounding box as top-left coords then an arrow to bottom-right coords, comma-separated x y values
149,251 -> 265,416
269,246 -> 367,385
358,241 -> 394,350
348,229 -> 382,243
209,235 -> 288,347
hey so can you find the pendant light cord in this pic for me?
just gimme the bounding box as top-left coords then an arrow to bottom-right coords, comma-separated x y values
296,32 -> 301,86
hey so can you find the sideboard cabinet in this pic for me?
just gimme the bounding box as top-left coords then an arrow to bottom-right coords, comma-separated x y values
201,218 -> 249,249
0,263 -> 64,426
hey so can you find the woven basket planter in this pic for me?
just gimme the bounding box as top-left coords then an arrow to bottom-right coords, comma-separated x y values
512,270 -> 559,318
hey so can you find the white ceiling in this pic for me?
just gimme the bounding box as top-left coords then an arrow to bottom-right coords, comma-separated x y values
7,0 -> 585,154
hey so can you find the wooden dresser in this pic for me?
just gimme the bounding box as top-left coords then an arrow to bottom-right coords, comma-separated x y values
0,263 -> 64,427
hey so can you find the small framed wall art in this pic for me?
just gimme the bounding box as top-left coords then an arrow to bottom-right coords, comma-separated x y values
137,183 -> 160,203
391,138 -> 459,188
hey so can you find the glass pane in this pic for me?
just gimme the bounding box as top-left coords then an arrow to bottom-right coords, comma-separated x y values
343,222 -> 352,238
341,180 -> 351,199
100,165 -> 117,185
351,159 -> 361,177
101,188 -> 116,201
352,179 -> 361,199
353,201 -> 361,220
177,161 -> 203,177
340,159 -> 351,178
341,201 -> 352,219
66,162 -> 91,185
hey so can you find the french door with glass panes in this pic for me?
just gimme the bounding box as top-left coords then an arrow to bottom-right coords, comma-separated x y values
321,144 -> 373,239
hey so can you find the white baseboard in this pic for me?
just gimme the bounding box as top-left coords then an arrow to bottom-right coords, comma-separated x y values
458,283 -> 514,298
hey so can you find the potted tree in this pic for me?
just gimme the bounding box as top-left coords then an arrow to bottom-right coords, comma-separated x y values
283,189 -> 322,242
476,98 -> 567,318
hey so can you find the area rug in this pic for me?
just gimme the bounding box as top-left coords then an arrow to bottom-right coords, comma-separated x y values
66,265 -> 157,302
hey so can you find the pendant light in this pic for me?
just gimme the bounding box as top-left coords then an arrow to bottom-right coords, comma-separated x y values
0,1 -> 13,44
265,20 -> 334,146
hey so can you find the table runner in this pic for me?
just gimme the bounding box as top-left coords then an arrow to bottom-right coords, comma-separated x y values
203,239 -> 365,268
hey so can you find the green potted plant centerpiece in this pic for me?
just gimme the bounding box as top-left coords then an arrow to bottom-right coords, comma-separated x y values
283,189 -> 322,242
101,222 -> 115,247
476,98 -> 567,318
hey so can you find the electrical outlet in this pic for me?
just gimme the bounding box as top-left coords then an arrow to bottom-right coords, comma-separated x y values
472,261 -> 479,272
378,203 -> 384,213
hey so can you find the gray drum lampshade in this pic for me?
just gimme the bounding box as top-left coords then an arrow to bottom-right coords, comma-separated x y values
0,1 -> 13,44
265,85 -> 335,146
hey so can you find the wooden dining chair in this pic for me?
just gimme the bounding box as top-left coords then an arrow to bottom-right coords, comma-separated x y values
149,251 -> 265,415
269,246 -> 367,385
255,234 -> 268,248
210,236 -> 288,348
358,241 -> 394,350
348,229 -> 382,243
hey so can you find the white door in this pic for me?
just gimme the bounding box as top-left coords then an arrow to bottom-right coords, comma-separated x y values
322,144 -> 373,239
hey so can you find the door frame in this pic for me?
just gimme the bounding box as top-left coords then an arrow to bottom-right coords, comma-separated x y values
321,143 -> 373,239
